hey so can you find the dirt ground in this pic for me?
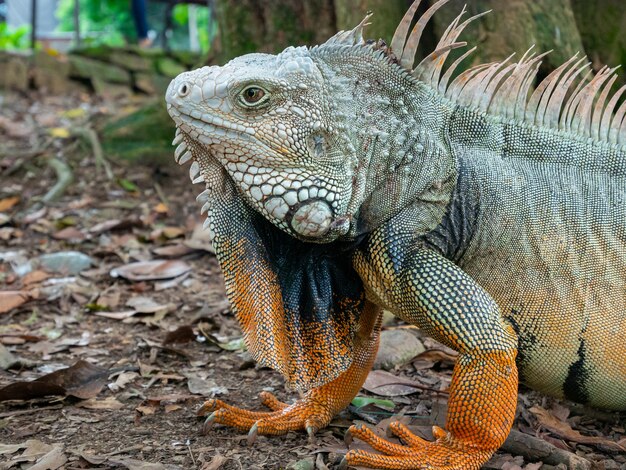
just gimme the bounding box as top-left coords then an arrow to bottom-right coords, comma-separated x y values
0,90 -> 625,470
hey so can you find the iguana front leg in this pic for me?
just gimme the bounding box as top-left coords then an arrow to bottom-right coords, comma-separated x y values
199,301 -> 382,439
346,242 -> 519,470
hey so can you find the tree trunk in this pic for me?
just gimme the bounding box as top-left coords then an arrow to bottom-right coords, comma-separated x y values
431,0 -> 585,79
215,0 -> 336,61
334,0 -> 406,45
571,0 -> 626,85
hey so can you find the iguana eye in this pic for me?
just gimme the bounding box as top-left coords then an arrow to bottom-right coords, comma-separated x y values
240,87 -> 267,106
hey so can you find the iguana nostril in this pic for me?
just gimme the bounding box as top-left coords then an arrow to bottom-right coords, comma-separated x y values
178,83 -> 190,97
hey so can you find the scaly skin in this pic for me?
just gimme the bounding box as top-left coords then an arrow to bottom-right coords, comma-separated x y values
165,1 -> 626,468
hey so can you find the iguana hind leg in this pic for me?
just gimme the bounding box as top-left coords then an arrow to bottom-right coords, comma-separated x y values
198,302 -> 382,438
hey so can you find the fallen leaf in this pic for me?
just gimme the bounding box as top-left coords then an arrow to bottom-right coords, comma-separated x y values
75,451 -> 107,465
186,376 -> 228,396
108,371 -> 139,391
136,404 -> 157,415
95,310 -> 140,320
52,227 -> 86,241
153,203 -> 169,214
0,196 -> 20,212
110,260 -> 191,281
22,270 -> 50,286
76,396 -> 124,410
152,243 -> 197,258
163,326 -> 195,345
0,359 -> 108,402
164,404 -> 182,413
351,396 -> 395,409
89,217 -> 142,234
161,226 -> 185,239
530,406 -> 626,452
29,445 -> 67,470
201,454 -> 228,470
203,334 -> 246,351
61,107 -> 86,119
126,296 -> 171,313
362,370 -> 435,397
0,290 -> 30,314
95,290 -> 121,309
49,127 -> 71,138
117,178 -> 139,192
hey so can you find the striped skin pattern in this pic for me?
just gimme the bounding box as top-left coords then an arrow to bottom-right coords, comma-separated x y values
165,0 -> 626,468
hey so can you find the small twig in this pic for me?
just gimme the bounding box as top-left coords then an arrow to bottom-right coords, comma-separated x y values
42,157 -> 74,203
186,440 -> 195,466
154,182 -> 170,208
76,127 -> 114,181
0,404 -> 63,418
502,429 -> 592,469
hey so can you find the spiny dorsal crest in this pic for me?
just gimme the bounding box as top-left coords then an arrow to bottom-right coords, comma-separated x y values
324,0 -> 626,148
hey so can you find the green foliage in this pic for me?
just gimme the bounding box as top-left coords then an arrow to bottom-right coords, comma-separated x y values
0,22 -> 30,50
171,4 -> 214,54
56,0 -> 134,46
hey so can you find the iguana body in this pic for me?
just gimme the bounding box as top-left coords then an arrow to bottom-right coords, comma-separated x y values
165,1 -> 626,467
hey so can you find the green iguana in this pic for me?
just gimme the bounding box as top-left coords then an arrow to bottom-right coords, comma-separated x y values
165,1 -> 626,468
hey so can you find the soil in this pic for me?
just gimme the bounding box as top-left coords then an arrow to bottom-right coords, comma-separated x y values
0,90 -> 624,470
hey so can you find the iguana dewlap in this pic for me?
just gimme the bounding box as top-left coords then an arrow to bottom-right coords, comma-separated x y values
165,0 -> 626,468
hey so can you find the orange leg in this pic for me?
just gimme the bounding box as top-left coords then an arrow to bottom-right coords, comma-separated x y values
198,303 -> 382,441
343,349 -> 518,470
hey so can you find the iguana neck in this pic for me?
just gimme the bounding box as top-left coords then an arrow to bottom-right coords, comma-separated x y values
311,47 -> 458,239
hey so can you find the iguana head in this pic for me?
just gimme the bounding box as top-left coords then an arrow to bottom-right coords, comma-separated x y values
166,45 -> 356,243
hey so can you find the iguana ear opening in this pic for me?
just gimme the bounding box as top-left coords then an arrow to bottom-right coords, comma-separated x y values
210,188 -> 366,391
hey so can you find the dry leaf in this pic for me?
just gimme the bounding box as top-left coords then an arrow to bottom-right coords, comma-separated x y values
0,359 -> 108,402
530,406 -> 626,452
48,127 -> 70,138
0,290 -> 30,314
22,270 -> 50,286
136,404 -> 157,415
77,396 -> 124,410
29,445 -> 67,470
164,404 -> 182,413
52,226 -> 86,241
94,310 -> 138,320
0,196 -> 20,212
152,244 -> 197,258
126,296 -> 170,313
201,454 -> 228,470
362,370 -> 435,397
153,203 -> 169,214
110,260 -> 191,281
163,326 -> 195,345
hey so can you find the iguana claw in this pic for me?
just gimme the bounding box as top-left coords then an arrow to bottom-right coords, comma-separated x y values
344,421 -> 493,470
247,422 -> 259,445
202,412 -> 216,434
197,391 -> 336,438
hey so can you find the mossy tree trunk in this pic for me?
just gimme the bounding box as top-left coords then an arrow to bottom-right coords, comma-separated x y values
431,0 -> 585,79
333,0 -> 406,44
571,0 -> 626,75
215,0 -> 336,62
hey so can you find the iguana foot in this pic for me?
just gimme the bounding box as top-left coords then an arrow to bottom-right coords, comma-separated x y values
342,421 -> 491,470
198,390 -> 334,439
